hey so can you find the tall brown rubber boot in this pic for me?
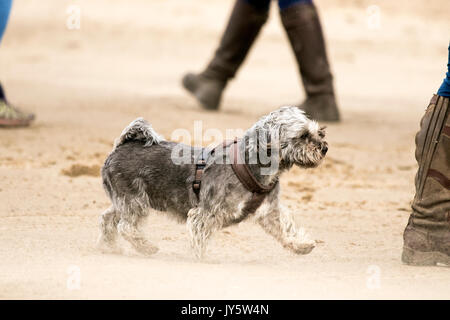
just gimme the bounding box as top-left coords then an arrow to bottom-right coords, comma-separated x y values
182,0 -> 269,110
402,94 -> 450,266
280,3 -> 340,122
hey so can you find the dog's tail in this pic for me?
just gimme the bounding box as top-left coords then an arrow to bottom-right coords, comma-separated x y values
113,117 -> 163,150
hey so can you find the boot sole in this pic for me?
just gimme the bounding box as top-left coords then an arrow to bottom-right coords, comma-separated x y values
0,118 -> 33,127
402,246 -> 450,267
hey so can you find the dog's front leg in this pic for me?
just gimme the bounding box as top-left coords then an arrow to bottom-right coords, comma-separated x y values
187,207 -> 219,260
256,201 -> 315,255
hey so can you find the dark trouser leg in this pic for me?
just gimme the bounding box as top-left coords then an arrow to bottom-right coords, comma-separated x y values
0,82 -> 5,101
402,95 -> 450,266
279,1 -> 340,122
182,0 -> 269,110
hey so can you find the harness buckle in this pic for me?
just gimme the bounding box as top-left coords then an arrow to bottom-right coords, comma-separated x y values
193,159 -> 206,196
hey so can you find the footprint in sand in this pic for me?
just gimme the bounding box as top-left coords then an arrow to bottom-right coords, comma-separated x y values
61,164 -> 101,177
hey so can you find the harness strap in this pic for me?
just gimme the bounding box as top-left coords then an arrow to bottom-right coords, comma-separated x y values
192,140 -> 235,198
192,138 -> 277,214
192,148 -> 208,197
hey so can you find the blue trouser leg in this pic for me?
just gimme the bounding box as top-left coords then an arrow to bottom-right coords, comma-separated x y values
278,0 -> 312,10
437,44 -> 450,98
0,0 -> 12,100
0,0 -> 13,44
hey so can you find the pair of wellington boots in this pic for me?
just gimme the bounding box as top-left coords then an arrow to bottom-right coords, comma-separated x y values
182,0 -> 339,122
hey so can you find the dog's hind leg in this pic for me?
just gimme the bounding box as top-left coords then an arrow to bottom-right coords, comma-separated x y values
97,206 -> 120,253
256,202 -> 315,255
187,207 -> 220,260
117,213 -> 159,257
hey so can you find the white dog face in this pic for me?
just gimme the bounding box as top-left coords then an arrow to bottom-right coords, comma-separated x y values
284,121 -> 327,168
246,106 -> 328,170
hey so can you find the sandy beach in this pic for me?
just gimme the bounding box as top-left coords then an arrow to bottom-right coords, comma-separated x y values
0,0 -> 449,299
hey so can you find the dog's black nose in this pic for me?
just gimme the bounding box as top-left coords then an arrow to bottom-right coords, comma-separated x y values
322,145 -> 328,155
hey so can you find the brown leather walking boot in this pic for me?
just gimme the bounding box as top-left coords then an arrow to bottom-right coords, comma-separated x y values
280,3 -> 340,122
182,0 -> 269,110
402,95 -> 450,266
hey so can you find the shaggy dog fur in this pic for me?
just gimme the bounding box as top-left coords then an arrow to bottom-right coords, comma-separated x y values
98,106 -> 328,258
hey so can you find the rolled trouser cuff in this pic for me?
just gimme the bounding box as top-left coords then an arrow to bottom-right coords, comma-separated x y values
411,94 -> 450,230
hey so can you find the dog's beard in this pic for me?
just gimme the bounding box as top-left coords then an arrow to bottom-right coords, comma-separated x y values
281,142 -> 325,169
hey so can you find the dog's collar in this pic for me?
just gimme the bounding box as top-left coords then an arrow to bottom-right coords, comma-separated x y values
230,138 -> 278,194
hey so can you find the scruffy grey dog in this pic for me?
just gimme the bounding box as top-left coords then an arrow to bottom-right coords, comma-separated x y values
98,106 -> 328,259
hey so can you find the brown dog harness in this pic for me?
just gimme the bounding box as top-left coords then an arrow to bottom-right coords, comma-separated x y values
193,138 -> 278,214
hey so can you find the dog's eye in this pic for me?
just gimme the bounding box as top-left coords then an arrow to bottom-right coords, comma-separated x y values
300,133 -> 309,139
319,126 -> 327,138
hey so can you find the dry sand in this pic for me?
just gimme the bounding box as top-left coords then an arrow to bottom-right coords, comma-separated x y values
0,0 -> 449,299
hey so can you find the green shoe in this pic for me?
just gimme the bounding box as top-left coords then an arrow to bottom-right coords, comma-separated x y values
0,100 -> 35,127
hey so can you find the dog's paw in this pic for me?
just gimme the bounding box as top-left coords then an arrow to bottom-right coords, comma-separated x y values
96,240 -> 121,254
284,239 -> 315,255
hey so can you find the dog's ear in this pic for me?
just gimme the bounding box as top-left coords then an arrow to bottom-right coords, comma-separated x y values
318,126 -> 326,138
